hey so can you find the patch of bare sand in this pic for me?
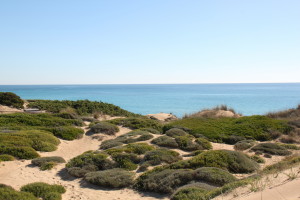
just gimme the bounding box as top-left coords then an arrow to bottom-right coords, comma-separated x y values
0,124 -> 167,200
146,113 -> 177,122
0,105 -> 23,114
211,142 -> 235,151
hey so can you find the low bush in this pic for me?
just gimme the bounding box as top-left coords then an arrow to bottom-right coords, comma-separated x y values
195,138 -> 212,150
27,99 -> 138,117
0,187 -> 38,200
109,117 -> 162,131
279,143 -> 300,150
100,140 -> 124,150
151,136 -> 179,148
124,143 -> 155,155
111,153 -> 141,170
166,128 -> 189,137
46,126 -> 84,140
32,156 -> 66,170
234,140 -> 255,151
143,149 -> 182,166
140,128 -> 161,134
0,154 -> 15,161
135,167 -> 236,194
170,150 -> 259,173
66,151 -> 114,177
168,116 -> 292,143
250,155 -> 265,164
262,154 -> 300,174
0,130 -> 60,159
0,92 -> 24,109
175,136 -> 203,151
84,168 -> 135,188
20,182 -> 66,200
251,143 -> 292,156
90,122 -> 119,135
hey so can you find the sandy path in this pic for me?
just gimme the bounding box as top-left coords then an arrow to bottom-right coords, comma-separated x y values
0,124 -> 167,200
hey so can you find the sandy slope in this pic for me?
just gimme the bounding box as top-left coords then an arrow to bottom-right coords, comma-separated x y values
0,124 -> 167,200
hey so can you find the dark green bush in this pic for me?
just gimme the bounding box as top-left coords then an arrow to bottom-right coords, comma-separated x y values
251,143 -> 292,156
46,126 -> 84,140
250,155 -> 265,163
32,156 -> 66,170
151,136 -> 179,148
0,146 -> 39,159
109,117 -> 162,131
111,153 -> 141,170
66,151 -> 114,177
124,143 -> 155,155
0,187 -> 38,200
140,128 -> 161,134
234,140 -> 255,151
100,140 -> 124,150
20,182 -> 65,200
143,149 -> 182,166
195,138 -> 212,150
90,122 -> 119,135
170,150 -> 259,173
84,168 -> 135,188
135,167 -> 236,194
175,136 -> 202,151
166,128 -> 189,137
0,154 -> 15,161
0,92 -> 24,109
168,116 -> 292,143
27,99 -> 138,117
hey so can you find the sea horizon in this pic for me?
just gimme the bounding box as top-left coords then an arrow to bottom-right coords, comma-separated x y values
1,83 -> 300,117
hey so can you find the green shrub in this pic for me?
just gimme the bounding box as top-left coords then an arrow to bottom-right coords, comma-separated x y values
0,92 -> 24,109
90,122 -> 119,135
251,143 -> 292,156
47,126 -> 84,140
27,99 -> 138,117
109,117 -> 162,131
151,136 -> 179,148
279,143 -> 300,150
168,116 -> 292,143
140,128 -> 161,134
124,143 -> 155,155
175,136 -> 202,151
32,156 -> 66,170
0,154 -> 15,161
143,149 -> 182,166
100,140 -> 124,150
135,167 -> 236,194
171,186 -> 208,200
170,150 -> 259,173
20,182 -> 65,200
0,130 -> 60,159
250,155 -> 265,163
0,187 -> 38,200
84,169 -> 134,188
66,151 -> 114,177
166,128 -> 189,137
195,138 -> 212,150
262,155 -> 300,174
234,140 -> 255,151
111,153 -> 141,170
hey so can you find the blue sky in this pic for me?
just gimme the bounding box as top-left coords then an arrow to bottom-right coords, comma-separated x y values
0,0 -> 299,84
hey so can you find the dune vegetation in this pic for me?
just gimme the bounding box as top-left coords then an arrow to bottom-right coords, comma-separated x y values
1,94 -> 300,200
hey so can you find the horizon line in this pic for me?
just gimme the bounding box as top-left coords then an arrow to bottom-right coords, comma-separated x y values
0,82 -> 299,86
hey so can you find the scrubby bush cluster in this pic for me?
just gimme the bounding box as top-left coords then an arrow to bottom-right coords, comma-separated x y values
251,143 -> 292,156
0,92 -> 24,109
152,129 -> 212,151
100,130 -> 154,149
20,182 -> 66,200
109,117 -> 162,131
234,140 -> 255,151
135,167 -> 236,194
168,115 -> 292,143
27,99 -> 138,117
0,113 -> 84,140
90,122 -> 119,135
0,182 -> 65,200
0,130 -> 60,159
31,156 -> 66,170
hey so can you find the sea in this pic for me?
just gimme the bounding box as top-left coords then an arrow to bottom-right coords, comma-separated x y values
0,83 -> 299,117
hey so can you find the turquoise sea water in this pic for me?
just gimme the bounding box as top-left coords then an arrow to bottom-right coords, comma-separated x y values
0,83 -> 299,117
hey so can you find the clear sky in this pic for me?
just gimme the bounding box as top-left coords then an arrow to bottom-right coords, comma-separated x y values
0,0 -> 299,84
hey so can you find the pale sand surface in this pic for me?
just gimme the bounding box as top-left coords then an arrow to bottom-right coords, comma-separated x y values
0,105 -> 23,114
0,123 -> 167,200
146,113 -> 177,122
